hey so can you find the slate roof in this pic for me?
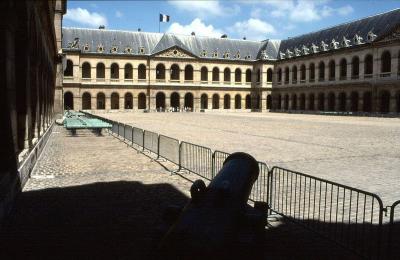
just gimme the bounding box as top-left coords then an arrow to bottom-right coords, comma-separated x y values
62,8 -> 400,61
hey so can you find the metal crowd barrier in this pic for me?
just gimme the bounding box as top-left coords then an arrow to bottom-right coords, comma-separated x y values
180,142 -> 213,180
81,111 -> 400,259
268,166 -> 384,258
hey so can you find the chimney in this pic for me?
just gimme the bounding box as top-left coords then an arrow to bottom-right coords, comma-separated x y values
243,37 -> 246,40
138,28 -> 141,32
221,34 -> 227,38
191,32 -> 195,36
99,25 -> 105,29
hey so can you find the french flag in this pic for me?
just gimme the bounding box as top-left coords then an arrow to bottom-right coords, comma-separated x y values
159,13 -> 170,23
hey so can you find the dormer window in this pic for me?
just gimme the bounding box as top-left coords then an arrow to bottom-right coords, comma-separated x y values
111,46 -> 118,53
330,39 -> 339,49
353,34 -> 363,45
245,54 -> 251,60
97,44 -> 104,53
367,31 -> 377,42
213,51 -> 218,58
202,50 -> 207,57
223,52 -> 230,58
342,36 -> 351,47
83,44 -> 89,51
125,47 -> 132,54
236,51 -> 240,59
139,47 -> 145,54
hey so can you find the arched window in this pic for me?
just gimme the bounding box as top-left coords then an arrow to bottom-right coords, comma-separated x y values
338,92 -> 346,112
327,92 -> 335,111
82,62 -> 91,78
185,65 -> 193,81
138,93 -> 146,109
292,66 -> 297,83
111,92 -> 119,109
201,94 -> 208,109
97,92 -> 105,109
351,56 -> 359,78
110,63 -> 119,79
381,51 -> 391,74
318,61 -> 325,81
212,67 -> 220,82
82,92 -> 91,110
224,68 -> 231,82
138,64 -> 146,79
256,69 -> 261,82
318,93 -> 325,111
308,93 -> 315,110
124,63 -> 133,79
380,90 -> 390,113
64,60 -> 73,76
309,63 -> 315,81
212,94 -> 219,109
350,92 -> 359,112
284,94 -> 289,110
277,68 -> 282,83
64,92 -> 73,110
363,92 -> 372,112
284,67 -> 289,83
277,94 -> 282,109
235,94 -> 241,109
201,67 -> 208,81
267,68 -> 273,82
245,69 -> 252,82
300,65 -> 306,81
340,58 -> 347,79
170,64 -> 180,80
156,92 -> 166,110
245,95 -> 251,109
292,94 -> 297,110
266,95 -> 272,109
364,54 -> 373,76
184,93 -> 194,110
170,92 -> 180,109
235,68 -> 242,83
125,93 -> 133,109
299,94 -> 305,110
224,94 -> 231,109
329,60 -> 335,80
156,64 -> 166,79
96,63 -> 105,79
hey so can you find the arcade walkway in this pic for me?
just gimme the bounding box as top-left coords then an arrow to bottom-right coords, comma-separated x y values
0,126 -> 358,259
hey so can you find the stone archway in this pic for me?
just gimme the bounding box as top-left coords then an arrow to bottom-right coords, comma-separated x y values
171,92 -> 180,110
124,93 -> 133,109
156,92 -> 166,111
235,95 -> 241,109
212,94 -> 219,109
82,92 -> 91,110
64,92 -> 73,110
138,93 -> 146,109
224,94 -> 231,109
201,94 -> 208,109
111,92 -> 119,110
184,93 -> 194,111
380,91 -> 390,113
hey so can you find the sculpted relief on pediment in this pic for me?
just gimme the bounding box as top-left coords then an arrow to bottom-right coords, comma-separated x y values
156,47 -> 195,59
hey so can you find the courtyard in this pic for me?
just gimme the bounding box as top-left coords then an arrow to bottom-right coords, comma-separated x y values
101,111 -> 400,205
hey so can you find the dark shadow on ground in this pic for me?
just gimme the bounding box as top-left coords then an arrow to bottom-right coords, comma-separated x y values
1,181 -> 398,259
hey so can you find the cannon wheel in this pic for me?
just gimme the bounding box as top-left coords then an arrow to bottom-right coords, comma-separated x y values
190,179 -> 206,203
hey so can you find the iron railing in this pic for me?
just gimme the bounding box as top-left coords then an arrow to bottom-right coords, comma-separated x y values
180,142 -> 213,180
268,166 -> 384,258
158,135 -> 180,165
388,200 -> 400,258
143,130 -> 158,155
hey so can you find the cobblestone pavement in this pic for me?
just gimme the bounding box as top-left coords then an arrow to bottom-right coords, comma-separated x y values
102,111 -> 400,205
0,125 -> 360,259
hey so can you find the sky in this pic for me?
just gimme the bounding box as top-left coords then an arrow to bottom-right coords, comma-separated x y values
64,0 -> 400,41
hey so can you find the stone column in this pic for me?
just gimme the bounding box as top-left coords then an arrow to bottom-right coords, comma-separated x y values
105,96 -> 111,110
120,96 -> 124,110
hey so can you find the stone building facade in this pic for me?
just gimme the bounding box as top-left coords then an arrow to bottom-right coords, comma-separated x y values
61,9 -> 400,114
0,0 -> 66,222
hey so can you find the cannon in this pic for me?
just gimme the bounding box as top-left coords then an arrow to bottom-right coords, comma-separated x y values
156,152 -> 268,259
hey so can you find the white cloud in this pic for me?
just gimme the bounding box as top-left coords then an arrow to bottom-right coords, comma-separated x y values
167,18 -> 224,38
168,0 -> 240,18
337,5 -> 354,16
228,18 -> 276,41
115,10 -> 123,18
65,8 -> 107,28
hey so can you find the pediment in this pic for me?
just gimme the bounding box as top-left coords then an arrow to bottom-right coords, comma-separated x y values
154,46 -> 197,59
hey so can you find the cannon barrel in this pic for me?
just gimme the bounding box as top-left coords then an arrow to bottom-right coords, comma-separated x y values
157,152 -> 261,259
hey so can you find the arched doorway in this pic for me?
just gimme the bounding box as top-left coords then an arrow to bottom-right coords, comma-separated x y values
318,93 -> 325,111
277,95 -> 282,109
224,94 -> 231,109
309,94 -> 315,110
111,92 -> 119,109
380,91 -> 390,113
284,95 -> 289,110
201,94 -> 208,109
299,94 -> 305,110
266,95 -> 272,109
338,92 -> 346,112
64,92 -> 73,110
255,94 -> 261,109
97,93 -> 105,109
171,92 -> 180,110
212,94 -> 219,109
184,93 -> 194,111
292,94 -> 297,110
327,93 -> 335,111
156,92 -> 166,111
245,95 -> 251,109
235,95 -> 241,109
124,93 -> 133,109
82,92 -> 91,110
363,92 -> 372,112
138,93 -> 146,109
350,92 -> 358,112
